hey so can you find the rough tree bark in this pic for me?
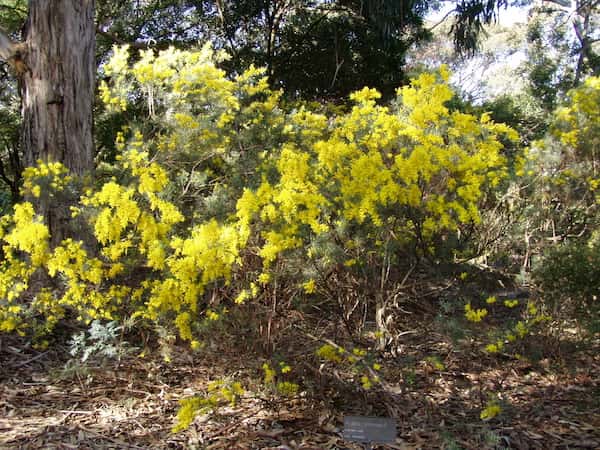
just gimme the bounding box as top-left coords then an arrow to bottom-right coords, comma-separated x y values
21,0 -> 95,174
0,1 -> 95,243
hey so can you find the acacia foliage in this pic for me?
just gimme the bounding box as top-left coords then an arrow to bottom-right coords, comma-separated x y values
94,0 -> 518,101
525,76 -> 600,329
517,76 -> 600,251
0,44 -> 516,346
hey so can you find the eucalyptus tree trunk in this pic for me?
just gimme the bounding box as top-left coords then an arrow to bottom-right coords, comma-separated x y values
21,0 -> 95,175
15,0 -> 96,244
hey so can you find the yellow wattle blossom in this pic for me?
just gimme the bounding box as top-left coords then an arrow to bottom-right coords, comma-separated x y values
360,375 -> 373,390
480,402 -> 502,420
172,380 -> 244,432
344,258 -> 357,267
485,340 -> 504,353
302,279 -> 316,294
276,381 -> 299,396
257,272 -> 271,285
352,347 -> 367,357
279,362 -> 292,373
190,340 -> 203,350
175,312 -> 192,341
235,289 -> 250,304
262,363 -> 276,384
316,344 -> 343,363
465,303 -> 488,322
205,310 -> 220,321
515,321 -> 528,338
527,301 -> 538,316
4,202 -> 50,268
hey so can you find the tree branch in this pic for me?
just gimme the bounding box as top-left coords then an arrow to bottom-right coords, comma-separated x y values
0,4 -> 27,16
0,27 -> 27,76
428,8 -> 457,31
542,0 -> 572,7
0,27 -> 18,61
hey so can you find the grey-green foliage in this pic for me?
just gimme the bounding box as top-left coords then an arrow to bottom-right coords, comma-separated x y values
532,241 -> 600,333
523,0 -> 600,112
69,320 -> 132,363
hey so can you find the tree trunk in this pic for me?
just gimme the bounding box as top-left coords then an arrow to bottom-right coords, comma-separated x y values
21,0 -> 95,175
18,0 -> 95,245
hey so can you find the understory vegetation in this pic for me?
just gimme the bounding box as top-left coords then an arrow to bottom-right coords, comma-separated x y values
0,2 -> 599,448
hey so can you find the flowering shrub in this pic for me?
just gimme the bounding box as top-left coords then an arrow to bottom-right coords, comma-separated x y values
0,47 -> 519,424
551,76 -> 600,167
463,296 -> 550,355
533,241 -> 600,333
173,379 -> 245,432
0,44 -> 525,434
0,148 -> 187,337
262,361 -> 299,397
237,68 -> 515,269
316,343 -> 382,390
99,43 -> 286,222
518,77 -> 600,259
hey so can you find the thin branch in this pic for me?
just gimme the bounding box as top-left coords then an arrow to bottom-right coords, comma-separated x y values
428,8 -> 457,31
0,4 -> 27,15
14,351 -> 49,368
0,155 -> 14,189
0,27 -> 18,61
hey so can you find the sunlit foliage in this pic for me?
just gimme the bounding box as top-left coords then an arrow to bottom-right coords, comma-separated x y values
0,46 -> 516,392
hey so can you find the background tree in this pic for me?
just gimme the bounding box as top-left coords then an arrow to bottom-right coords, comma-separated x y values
0,0 -> 26,206
20,0 -> 95,175
524,0 -> 599,112
0,0 -> 95,243
94,0 -> 521,100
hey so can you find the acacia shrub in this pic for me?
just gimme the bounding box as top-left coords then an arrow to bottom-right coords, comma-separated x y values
0,46 -> 517,354
514,77 -> 600,262
533,242 -> 600,334
99,43 -> 288,223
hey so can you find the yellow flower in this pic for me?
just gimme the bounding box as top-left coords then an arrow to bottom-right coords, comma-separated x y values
263,363 -> 276,384
235,290 -> 250,304
352,348 -> 367,357
485,343 -> 499,353
527,301 -> 538,315
465,303 -> 488,322
279,362 -> 292,373
302,279 -> 316,294
206,310 -> 220,321
480,402 -> 501,420
276,381 -> 299,396
316,344 -> 343,363
257,272 -> 271,285
360,375 -> 372,390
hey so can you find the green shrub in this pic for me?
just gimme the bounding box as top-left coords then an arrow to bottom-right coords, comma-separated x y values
533,241 -> 600,333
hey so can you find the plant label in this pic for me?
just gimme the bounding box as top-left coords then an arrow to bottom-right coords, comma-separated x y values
343,415 -> 396,444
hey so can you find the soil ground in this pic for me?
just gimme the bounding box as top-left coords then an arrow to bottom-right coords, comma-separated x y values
1,309 -> 598,450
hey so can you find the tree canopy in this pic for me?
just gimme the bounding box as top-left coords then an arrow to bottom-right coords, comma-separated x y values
91,0 -> 524,99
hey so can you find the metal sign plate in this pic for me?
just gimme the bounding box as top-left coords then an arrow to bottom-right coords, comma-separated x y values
343,415 -> 397,443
